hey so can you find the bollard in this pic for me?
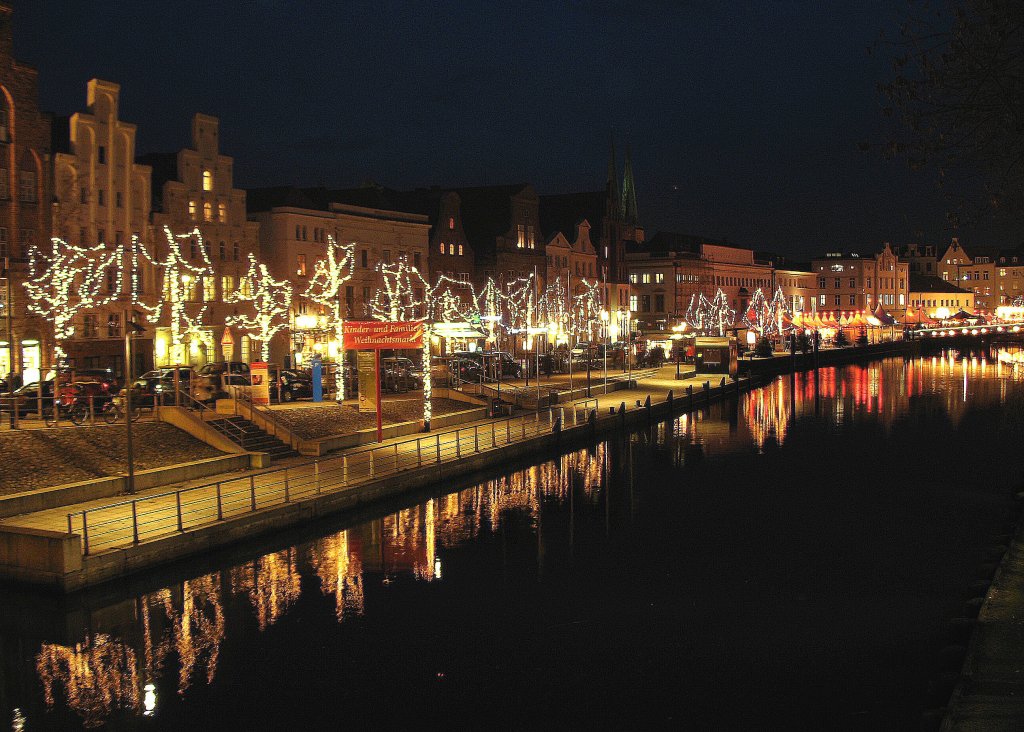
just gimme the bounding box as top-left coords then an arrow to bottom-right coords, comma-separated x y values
667,390 -> 673,410
553,416 -> 561,436
250,475 -> 257,511
131,501 -> 139,544
315,461 -> 321,493
216,483 -> 224,520
645,395 -> 652,424
687,385 -> 693,411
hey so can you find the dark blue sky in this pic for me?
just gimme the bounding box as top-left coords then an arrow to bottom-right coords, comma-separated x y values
13,1 -> 1009,259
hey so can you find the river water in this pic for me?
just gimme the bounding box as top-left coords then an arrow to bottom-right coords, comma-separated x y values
3,353 -> 1024,730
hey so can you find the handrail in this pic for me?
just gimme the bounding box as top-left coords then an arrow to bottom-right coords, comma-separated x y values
235,390 -> 296,449
67,401 -> 598,556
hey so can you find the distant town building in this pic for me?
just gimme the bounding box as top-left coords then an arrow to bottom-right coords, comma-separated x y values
936,237 -> 1024,312
810,244 -> 908,312
908,274 -> 974,317
248,188 -> 430,365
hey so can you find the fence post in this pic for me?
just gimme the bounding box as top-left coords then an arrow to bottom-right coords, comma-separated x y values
217,483 -> 224,520
315,461 -> 321,494
66,513 -> 73,535
131,501 -> 139,544
370,450 -> 375,478
491,421 -> 496,447
394,442 -> 399,470
474,425 -> 479,452
522,420 -> 526,440
687,385 -> 693,411
456,430 -> 462,459
176,491 -> 184,532
417,438 -> 422,467
82,511 -> 89,555
89,395 -> 95,424
435,435 -> 441,463
284,468 -> 290,503
506,420 -> 511,444
250,475 -> 257,511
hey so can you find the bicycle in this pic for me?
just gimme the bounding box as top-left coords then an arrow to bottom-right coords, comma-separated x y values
44,400 -> 89,427
101,396 -> 141,424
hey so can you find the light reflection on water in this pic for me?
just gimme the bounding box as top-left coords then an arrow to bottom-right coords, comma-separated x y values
7,353 -> 1024,728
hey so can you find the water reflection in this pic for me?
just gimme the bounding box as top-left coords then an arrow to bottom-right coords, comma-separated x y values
9,353 -> 1024,728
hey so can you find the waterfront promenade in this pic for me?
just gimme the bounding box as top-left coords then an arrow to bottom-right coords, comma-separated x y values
0,367 -> 745,590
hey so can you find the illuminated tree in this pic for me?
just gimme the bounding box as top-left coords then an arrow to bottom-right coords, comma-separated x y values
430,274 -> 479,323
133,227 -> 215,364
710,289 -> 735,336
569,278 -> 601,342
303,235 -> 355,399
226,254 -> 293,361
23,237 -> 121,364
368,256 -> 429,321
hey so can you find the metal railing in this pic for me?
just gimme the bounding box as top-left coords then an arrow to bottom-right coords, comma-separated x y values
67,402 -> 597,556
234,390 -> 297,449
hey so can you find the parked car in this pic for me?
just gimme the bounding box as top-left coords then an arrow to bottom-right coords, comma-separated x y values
63,368 -> 119,393
0,380 -> 54,416
448,357 -> 483,383
453,350 -> 522,378
278,369 -> 313,402
381,357 -> 422,392
197,361 -> 250,377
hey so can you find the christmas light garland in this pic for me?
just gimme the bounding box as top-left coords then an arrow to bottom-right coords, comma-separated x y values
303,235 -> 355,400
226,253 -> 293,361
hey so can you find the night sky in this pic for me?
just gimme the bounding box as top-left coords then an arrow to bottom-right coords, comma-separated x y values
12,1 -> 1014,260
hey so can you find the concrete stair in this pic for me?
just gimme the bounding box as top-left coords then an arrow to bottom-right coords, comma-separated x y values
209,415 -> 299,460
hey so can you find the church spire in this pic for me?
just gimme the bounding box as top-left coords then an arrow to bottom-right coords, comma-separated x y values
622,144 -> 639,226
607,134 -> 621,222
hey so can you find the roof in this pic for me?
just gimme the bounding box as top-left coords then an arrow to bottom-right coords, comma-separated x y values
136,152 -> 178,211
246,186 -> 322,213
452,184 -> 530,262
909,274 -> 972,295
539,191 -> 607,241
644,230 -> 741,255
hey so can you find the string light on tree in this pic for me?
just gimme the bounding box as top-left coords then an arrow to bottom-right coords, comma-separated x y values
132,227 -> 215,365
303,235 -> 355,400
369,256 -> 430,321
226,253 -> 293,361
23,237 -> 121,365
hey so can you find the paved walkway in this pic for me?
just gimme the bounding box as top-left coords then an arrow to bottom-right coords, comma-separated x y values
0,368 -> 730,557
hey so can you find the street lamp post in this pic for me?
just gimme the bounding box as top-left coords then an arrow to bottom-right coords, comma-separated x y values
123,316 -> 146,495
601,309 -> 609,394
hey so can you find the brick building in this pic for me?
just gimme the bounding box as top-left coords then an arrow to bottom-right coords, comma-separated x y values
0,3 -> 51,385
810,244 -> 908,313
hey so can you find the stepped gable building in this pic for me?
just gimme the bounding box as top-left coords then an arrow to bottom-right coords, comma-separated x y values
0,3 -> 52,384
52,78 -> 152,374
138,113 -> 261,366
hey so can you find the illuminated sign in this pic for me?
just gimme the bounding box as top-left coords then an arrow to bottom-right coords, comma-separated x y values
342,321 -> 424,350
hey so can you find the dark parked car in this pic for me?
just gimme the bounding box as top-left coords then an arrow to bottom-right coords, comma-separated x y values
197,361 -> 250,377
453,350 -> 522,378
278,369 -> 313,401
381,357 -> 422,392
64,368 -> 120,393
448,357 -> 483,383
0,380 -> 53,416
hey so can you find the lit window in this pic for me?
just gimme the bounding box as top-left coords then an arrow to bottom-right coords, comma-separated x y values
204,276 -> 216,301
516,224 -> 525,248
222,275 -> 234,296
641,273 -> 651,284
458,244 -> 463,256
202,170 -> 213,191
654,273 -> 665,284
203,202 -> 213,221
449,217 -> 455,229
297,254 -> 307,277
189,200 -> 197,220
630,294 -> 638,311
440,242 -> 446,255
218,202 -> 227,223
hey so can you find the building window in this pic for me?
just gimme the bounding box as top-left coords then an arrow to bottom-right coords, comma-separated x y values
448,217 -> 455,230
849,277 -> 855,288
517,224 -> 525,248
641,273 -> 651,284
361,250 -> 368,268
414,252 -> 421,269
0,228 -> 6,258
204,276 -> 216,301
202,170 -> 213,191
439,242 -> 446,254
233,242 -> 240,261
189,200 -> 197,220
295,225 -> 301,240
640,295 -> 651,312
107,313 -> 120,338
97,146 -> 106,165
630,294 -> 638,312
0,169 -> 7,199
219,241 -> 226,260
655,294 -> 665,312
17,171 -> 35,203
383,250 -> 391,264
0,107 -> 7,142
629,273 -> 638,284
834,295 -> 841,306
97,228 -> 105,244
654,273 -> 665,284
203,202 -> 213,222
219,202 -> 228,223
301,226 -> 307,241
818,294 -> 826,307
83,314 -> 97,339
190,237 -> 198,259
849,294 -> 856,306
458,244 -> 464,256
297,254 -> 307,277
221,275 -> 235,295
